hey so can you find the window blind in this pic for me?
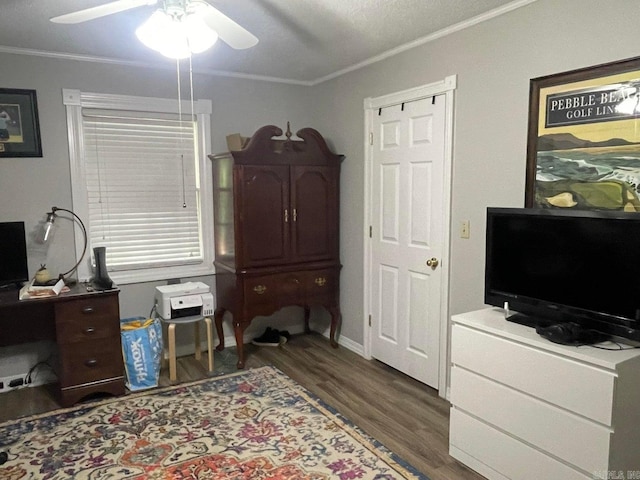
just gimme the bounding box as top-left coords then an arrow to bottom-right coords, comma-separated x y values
82,110 -> 203,271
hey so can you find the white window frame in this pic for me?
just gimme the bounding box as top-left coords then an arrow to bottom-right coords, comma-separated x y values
63,89 -> 215,285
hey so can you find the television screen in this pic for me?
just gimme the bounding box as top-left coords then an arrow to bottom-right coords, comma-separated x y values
0,221 -> 29,288
485,208 -> 640,342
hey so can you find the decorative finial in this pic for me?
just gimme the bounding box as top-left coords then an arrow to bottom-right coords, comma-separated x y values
285,121 -> 292,141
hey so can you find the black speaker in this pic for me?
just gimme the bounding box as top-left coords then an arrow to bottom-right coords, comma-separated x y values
92,246 -> 113,290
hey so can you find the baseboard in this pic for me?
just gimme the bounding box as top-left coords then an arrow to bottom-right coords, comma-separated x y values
175,325 -> 364,359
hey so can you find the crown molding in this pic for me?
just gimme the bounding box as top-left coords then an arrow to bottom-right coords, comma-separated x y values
0,45 -> 313,86
310,0 -> 537,85
0,0 -> 536,87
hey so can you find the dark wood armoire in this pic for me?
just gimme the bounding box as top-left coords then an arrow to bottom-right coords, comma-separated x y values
209,124 -> 343,368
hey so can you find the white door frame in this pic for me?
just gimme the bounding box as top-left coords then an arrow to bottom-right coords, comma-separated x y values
363,75 -> 456,396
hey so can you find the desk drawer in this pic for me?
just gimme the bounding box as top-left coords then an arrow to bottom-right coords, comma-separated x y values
58,338 -> 123,387
451,324 -> 615,425
55,296 -> 119,344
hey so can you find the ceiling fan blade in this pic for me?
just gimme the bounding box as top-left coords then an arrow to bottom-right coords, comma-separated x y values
50,0 -> 157,24
199,3 -> 258,50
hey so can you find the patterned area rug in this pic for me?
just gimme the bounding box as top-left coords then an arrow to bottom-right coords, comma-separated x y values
0,366 -> 429,479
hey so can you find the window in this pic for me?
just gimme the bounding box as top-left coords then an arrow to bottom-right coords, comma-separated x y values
63,89 -> 214,284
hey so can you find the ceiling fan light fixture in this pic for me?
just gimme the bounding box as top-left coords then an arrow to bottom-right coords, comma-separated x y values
184,13 -> 218,54
135,7 -> 218,59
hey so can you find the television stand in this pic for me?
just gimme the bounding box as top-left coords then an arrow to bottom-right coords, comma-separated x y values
450,308 -> 640,479
505,312 -> 556,329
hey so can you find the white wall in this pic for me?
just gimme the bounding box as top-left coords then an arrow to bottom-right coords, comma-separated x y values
0,53 -> 316,359
310,0 -> 640,346
3,0 -> 640,369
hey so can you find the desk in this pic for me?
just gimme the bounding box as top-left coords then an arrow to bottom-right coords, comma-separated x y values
0,284 -> 125,407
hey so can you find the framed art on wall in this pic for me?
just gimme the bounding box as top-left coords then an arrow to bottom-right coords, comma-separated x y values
0,88 -> 42,157
526,56 -> 640,211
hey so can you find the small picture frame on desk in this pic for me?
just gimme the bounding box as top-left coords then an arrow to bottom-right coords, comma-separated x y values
0,88 -> 43,158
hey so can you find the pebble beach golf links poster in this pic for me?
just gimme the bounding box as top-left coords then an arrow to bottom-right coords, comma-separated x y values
525,56 -> 640,211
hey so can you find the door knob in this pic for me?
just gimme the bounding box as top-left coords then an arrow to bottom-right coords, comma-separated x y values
426,258 -> 439,269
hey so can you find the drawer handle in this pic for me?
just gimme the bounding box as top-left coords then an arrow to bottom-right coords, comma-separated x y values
84,327 -> 96,335
82,306 -> 95,314
253,285 -> 267,295
314,277 -> 327,287
84,359 -> 98,368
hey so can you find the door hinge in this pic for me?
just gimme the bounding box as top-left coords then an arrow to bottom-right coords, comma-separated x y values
369,132 -> 373,145
368,314 -> 372,327
369,225 -> 372,238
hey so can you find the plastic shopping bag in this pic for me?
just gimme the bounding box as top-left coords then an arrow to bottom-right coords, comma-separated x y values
120,316 -> 163,391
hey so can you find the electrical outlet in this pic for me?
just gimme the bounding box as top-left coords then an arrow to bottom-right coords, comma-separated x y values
0,373 -> 30,393
461,220 -> 470,239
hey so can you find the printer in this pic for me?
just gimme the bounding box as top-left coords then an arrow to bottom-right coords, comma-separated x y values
155,281 -> 214,320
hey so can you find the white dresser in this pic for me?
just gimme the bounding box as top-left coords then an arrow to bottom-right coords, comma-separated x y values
449,308 -> 640,480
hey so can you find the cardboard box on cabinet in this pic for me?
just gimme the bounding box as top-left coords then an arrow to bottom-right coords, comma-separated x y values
226,134 -> 250,151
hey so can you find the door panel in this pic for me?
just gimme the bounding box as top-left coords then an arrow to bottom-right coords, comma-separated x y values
237,165 -> 290,267
378,264 -> 399,341
370,95 -> 446,388
291,166 -> 337,262
381,163 -> 400,241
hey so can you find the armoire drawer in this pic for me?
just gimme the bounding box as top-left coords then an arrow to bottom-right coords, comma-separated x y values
243,270 -> 338,307
451,324 -> 615,425
304,269 -> 338,305
243,274 -> 281,307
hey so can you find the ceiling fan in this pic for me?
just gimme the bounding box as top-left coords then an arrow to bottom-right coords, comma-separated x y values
50,0 -> 258,52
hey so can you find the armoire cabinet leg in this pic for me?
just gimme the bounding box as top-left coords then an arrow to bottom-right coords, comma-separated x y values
234,323 -> 246,369
303,306 -> 311,334
329,306 -> 341,348
214,307 -> 226,352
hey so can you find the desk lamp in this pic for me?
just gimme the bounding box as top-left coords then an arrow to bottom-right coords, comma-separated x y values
41,206 -> 87,285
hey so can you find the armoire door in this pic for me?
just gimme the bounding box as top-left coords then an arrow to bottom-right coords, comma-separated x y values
291,166 -> 338,263
236,165 -> 290,267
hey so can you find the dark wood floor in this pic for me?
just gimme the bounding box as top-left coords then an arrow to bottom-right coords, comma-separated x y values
0,333 -> 483,480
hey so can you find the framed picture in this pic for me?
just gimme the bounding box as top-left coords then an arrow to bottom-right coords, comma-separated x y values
526,56 -> 640,211
0,88 -> 42,157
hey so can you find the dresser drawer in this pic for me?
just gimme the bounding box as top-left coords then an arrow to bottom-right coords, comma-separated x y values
450,408 -> 589,480
55,295 -> 120,345
451,365 -> 611,473
58,338 -> 123,387
451,324 -> 615,425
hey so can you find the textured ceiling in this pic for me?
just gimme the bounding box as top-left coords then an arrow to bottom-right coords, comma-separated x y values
0,0 -> 533,84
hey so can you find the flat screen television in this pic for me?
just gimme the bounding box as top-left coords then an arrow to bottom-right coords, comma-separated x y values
0,221 -> 29,289
485,207 -> 640,343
